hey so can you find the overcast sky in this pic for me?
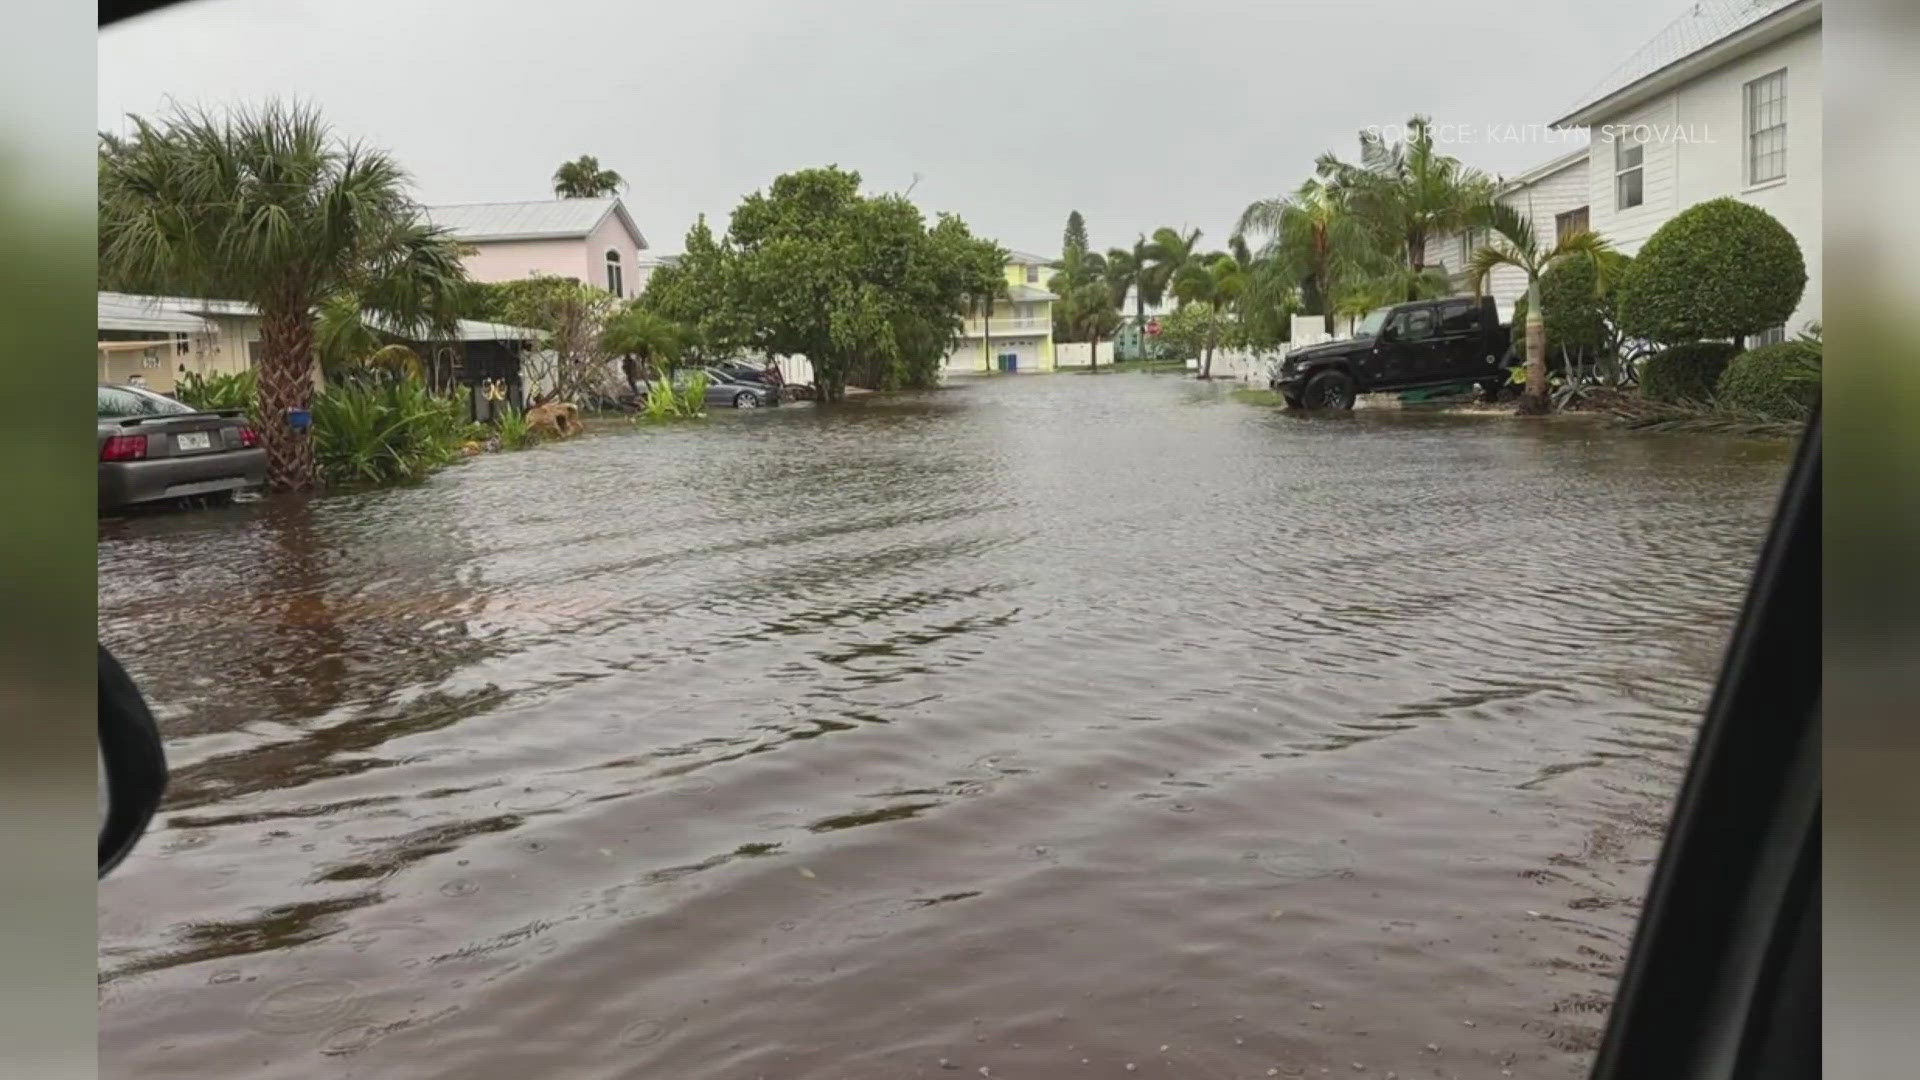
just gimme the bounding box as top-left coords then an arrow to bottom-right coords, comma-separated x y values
100,0 -> 1681,257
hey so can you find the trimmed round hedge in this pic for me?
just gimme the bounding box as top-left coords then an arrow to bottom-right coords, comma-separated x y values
1640,341 -> 1741,404
1716,341 -> 1821,419
1616,198 -> 1806,345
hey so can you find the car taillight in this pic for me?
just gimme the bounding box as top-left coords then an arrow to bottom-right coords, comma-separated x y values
101,434 -> 150,462
238,426 -> 259,448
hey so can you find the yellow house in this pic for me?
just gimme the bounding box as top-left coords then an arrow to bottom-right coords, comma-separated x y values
944,251 -> 1057,375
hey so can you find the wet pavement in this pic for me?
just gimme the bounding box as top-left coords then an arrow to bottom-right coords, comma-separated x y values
98,374 -> 1792,1079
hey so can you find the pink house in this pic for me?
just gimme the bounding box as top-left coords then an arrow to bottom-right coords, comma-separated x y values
423,197 -> 650,299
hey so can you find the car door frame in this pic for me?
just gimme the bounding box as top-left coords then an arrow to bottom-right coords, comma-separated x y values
1432,298 -> 1492,381
1378,304 -> 1439,384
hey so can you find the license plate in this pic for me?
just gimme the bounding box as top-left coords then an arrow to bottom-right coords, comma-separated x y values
175,431 -> 212,452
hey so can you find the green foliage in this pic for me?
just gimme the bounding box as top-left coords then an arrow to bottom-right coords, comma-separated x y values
1511,252 -> 1634,360
488,276 -> 623,404
493,406 -> 539,450
1317,115 -> 1495,295
1156,302 -> 1228,362
312,378 -> 477,485
641,370 -> 708,421
173,369 -> 257,413
1615,198 -> 1807,345
649,167 -> 1003,401
552,154 -> 624,198
97,100 -> 470,491
1716,341 -> 1821,420
1062,211 -> 1089,263
1639,341 -> 1741,404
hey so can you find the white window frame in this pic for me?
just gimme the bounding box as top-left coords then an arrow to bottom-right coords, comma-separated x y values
605,250 -> 624,297
1025,265 -> 1039,284
1614,129 -> 1644,210
1745,68 -> 1788,185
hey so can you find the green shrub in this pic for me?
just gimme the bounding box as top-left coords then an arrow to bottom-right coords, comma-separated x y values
1639,341 -> 1741,404
1615,198 -> 1806,345
1716,341 -> 1821,420
640,370 -> 708,421
494,405 -> 540,450
312,378 -> 478,485
174,369 -> 257,413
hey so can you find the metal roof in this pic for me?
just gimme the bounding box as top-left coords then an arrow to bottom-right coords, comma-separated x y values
99,293 -> 214,334
98,292 -> 537,342
1006,250 -> 1053,266
1006,283 -> 1057,302
422,197 -> 647,247
1556,0 -> 1807,123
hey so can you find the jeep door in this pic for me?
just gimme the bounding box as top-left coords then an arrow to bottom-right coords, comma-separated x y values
1433,299 -> 1496,380
1378,306 -> 1439,383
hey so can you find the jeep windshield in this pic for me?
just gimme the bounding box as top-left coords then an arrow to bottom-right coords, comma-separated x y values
1352,309 -> 1389,339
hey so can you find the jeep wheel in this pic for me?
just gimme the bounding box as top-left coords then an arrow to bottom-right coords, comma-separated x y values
1301,369 -> 1357,411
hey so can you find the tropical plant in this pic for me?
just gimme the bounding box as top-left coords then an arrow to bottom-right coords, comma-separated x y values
1467,202 -> 1617,414
1105,235 -> 1160,332
1236,177 -> 1384,334
1614,197 -> 1806,347
311,378 -> 476,485
1639,341 -> 1742,405
602,305 -> 691,393
1716,341 -> 1821,420
1168,241 -> 1258,378
641,370 -> 708,421
489,276 -> 625,406
1058,282 -> 1122,368
552,154 -> 624,198
1144,226 -> 1203,309
98,101 -> 470,491
493,404 -> 540,450
173,369 -> 258,413
1316,115 -> 1496,297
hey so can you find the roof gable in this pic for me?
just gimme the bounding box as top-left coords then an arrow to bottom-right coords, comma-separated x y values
1554,0 -> 1818,126
423,197 -> 648,248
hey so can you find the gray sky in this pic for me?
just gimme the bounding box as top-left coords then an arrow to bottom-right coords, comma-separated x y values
100,0 -> 1681,258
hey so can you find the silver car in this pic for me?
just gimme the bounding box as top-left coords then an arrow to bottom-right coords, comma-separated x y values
691,366 -> 781,409
98,384 -> 267,510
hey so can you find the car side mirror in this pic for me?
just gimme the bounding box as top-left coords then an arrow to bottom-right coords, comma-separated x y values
1378,324 -> 1398,343
99,644 -> 168,879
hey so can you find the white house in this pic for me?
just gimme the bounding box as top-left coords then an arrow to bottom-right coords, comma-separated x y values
1424,147 -> 1594,323
1551,0 -> 1821,338
423,197 -> 651,300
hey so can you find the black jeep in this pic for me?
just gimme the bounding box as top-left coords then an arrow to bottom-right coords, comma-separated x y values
1271,295 -> 1516,410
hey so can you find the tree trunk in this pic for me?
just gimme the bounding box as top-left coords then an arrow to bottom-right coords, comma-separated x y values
256,305 -> 319,492
1518,279 -> 1550,416
1090,332 -> 1100,372
982,303 -> 992,373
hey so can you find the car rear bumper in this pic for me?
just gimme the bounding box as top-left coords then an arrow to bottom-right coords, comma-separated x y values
99,449 -> 267,509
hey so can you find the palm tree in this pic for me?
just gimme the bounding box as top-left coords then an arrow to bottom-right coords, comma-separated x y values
1169,241 -> 1253,379
1467,202 -> 1617,415
1236,178 -> 1384,334
98,102 -> 470,491
1104,237 -> 1162,356
1144,226 -> 1203,310
600,306 -> 689,391
1317,115 -> 1495,298
1060,282 -> 1122,370
552,154 -> 625,198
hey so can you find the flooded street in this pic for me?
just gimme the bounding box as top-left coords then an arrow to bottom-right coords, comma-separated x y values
98,374 -> 1791,1080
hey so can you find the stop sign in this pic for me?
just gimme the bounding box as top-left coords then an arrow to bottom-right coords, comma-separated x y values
1146,318 -> 1162,337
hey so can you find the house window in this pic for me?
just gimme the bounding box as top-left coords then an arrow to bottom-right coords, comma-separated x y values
1458,229 -> 1481,266
1555,206 -> 1590,242
1025,265 -> 1039,284
605,250 -> 624,297
1746,68 -> 1788,184
1615,129 -> 1644,209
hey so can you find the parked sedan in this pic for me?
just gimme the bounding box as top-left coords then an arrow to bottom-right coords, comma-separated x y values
98,384 -> 267,510
692,367 -> 781,409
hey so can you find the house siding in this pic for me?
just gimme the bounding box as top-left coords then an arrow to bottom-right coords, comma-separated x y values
583,211 -> 646,299
1425,154 -> 1592,322
1585,95 -> 1682,252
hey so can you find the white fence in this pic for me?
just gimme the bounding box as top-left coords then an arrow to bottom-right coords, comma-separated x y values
1054,340 -> 1116,368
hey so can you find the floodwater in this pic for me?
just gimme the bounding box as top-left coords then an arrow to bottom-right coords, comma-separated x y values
98,375 -> 1792,1080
